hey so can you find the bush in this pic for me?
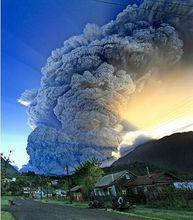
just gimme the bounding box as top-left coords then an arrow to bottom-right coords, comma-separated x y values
147,186 -> 193,210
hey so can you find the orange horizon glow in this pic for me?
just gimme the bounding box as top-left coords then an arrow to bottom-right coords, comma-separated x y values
118,67 -> 193,139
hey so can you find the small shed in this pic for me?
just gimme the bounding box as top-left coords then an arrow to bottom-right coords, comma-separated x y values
94,170 -> 135,197
70,185 -> 84,201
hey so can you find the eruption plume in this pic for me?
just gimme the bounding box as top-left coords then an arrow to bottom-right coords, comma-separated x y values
19,0 -> 193,175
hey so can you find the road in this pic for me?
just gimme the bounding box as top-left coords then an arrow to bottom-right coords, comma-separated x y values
8,198 -> 143,220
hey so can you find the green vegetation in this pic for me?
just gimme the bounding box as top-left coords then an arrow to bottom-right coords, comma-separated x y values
103,161 -> 182,177
1,211 -> 15,220
1,196 -> 12,208
146,186 -> 193,210
117,206 -> 193,220
1,156 -> 192,220
73,159 -> 104,198
1,155 -> 18,178
1,171 -> 57,197
112,132 -> 193,176
36,198 -> 88,208
1,196 -> 15,220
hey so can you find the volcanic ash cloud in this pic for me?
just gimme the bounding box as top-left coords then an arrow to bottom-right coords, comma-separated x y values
19,0 -> 193,175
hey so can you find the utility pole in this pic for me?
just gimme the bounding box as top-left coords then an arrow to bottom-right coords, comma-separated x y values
146,166 -> 151,178
38,175 -> 43,200
64,165 -> 72,204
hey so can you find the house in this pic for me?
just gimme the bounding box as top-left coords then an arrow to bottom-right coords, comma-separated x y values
23,187 -> 31,196
93,170 -> 180,203
55,189 -> 67,197
22,187 -> 36,198
70,185 -> 84,201
174,181 -> 193,190
51,180 -> 58,186
94,170 -> 136,197
22,187 -> 52,198
125,172 -> 180,203
2,177 -> 16,183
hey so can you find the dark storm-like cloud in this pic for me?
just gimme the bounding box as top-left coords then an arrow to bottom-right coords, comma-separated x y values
19,0 -> 193,175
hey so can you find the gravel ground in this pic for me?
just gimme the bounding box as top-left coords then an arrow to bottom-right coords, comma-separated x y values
9,198 -> 144,220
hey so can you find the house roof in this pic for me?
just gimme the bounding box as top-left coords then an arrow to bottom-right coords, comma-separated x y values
126,175 -> 152,187
95,170 -> 129,188
70,185 -> 82,192
126,172 -> 180,187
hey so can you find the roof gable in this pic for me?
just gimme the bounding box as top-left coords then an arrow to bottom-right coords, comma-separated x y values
95,170 -> 133,188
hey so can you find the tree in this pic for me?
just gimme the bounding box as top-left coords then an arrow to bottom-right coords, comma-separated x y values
74,159 -> 104,198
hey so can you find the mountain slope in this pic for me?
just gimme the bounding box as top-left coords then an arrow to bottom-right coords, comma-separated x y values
113,132 -> 193,173
1,157 -> 19,177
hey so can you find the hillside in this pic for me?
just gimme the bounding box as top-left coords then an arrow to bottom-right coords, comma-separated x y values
1,157 -> 19,177
112,132 -> 193,174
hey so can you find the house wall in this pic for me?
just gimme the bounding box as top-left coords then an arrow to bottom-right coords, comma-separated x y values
93,172 -> 135,198
94,186 -> 117,197
72,192 -> 84,201
126,183 -> 171,204
94,188 -> 106,196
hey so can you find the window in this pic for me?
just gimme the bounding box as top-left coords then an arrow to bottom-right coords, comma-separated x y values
122,189 -> 126,195
143,186 -> 148,193
125,174 -> 130,180
94,189 -> 101,196
132,187 -> 138,194
107,187 -> 112,195
107,186 -> 116,196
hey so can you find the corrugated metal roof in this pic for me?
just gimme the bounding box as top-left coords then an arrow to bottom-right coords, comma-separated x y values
95,170 -> 128,188
126,175 -> 152,187
126,172 -> 179,187
70,185 -> 82,192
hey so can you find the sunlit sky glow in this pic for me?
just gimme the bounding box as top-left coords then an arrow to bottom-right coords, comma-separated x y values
119,67 -> 193,141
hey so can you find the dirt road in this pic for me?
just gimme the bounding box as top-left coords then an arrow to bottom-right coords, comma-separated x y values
8,198 -> 143,220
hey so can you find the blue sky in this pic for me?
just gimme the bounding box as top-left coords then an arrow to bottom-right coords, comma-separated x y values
2,0 -> 134,168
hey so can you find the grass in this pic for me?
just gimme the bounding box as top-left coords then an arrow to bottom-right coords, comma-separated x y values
1,211 -> 15,220
31,198 -> 193,219
1,196 -> 12,208
36,198 -> 193,219
35,198 -> 88,208
1,196 -> 15,220
115,206 -> 193,220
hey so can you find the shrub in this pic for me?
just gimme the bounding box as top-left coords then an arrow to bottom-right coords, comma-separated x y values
147,186 -> 193,210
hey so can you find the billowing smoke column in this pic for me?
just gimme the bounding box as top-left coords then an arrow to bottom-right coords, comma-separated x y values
19,0 -> 193,175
